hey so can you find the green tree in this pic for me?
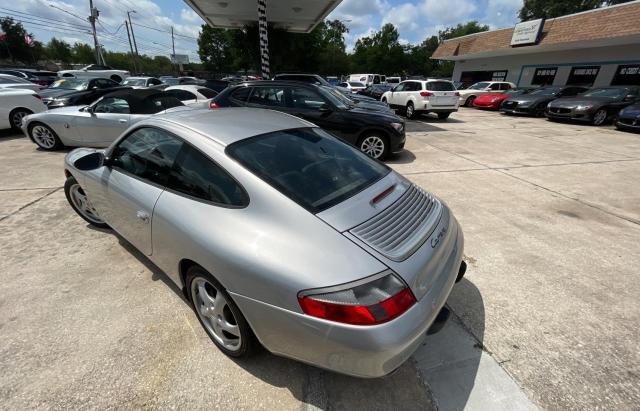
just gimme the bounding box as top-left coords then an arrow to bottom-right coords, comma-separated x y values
0,17 -> 36,63
517,0 -> 629,20
46,38 -> 73,63
351,24 -> 405,74
198,25 -> 233,73
315,19 -> 350,76
72,43 -> 95,64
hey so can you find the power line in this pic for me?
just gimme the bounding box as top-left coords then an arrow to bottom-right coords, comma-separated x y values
0,7 -> 90,30
132,22 -> 199,40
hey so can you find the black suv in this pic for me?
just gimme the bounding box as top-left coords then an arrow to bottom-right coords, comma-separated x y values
213,81 -> 406,159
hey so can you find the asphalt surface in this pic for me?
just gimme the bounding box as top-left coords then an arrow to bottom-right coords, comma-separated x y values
1,108 -> 639,409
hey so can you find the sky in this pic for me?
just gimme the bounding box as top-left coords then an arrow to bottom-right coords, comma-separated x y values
2,0 -> 524,62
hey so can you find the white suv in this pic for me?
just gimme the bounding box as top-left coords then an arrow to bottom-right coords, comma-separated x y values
457,81 -> 517,107
381,79 -> 459,120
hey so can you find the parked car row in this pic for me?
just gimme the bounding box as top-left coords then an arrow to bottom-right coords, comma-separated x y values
464,80 -> 640,131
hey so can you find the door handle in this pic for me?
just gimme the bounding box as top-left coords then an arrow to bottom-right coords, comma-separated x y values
119,119 -> 128,123
136,210 -> 150,224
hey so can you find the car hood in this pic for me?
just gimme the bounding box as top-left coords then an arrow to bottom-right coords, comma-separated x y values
549,96 -> 613,107
346,106 -> 400,121
506,95 -> 554,105
352,101 -> 394,113
39,88 -> 86,98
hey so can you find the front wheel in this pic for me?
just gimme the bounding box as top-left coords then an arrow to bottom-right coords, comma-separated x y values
187,266 -> 258,358
437,112 -> 451,120
465,96 -> 476,107
9,108 -> 32,130
358,134 -> 389,160
29,123 -> 63,150
592,109 -> 607,126
64,176 -> 109,228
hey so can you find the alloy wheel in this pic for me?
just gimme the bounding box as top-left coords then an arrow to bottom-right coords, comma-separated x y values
406,104 -> 414,118
68,183 -> 105,225
11,110 -> 29,129
191,277 -> 241,351
360,135 -> 385,159
31,125 -> 57,149
593,109 -> 607,126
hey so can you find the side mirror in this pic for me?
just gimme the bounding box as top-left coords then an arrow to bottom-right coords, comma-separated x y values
73,152 -> 105,171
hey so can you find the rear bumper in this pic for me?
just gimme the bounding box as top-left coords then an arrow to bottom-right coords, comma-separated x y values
232,218 -> 464,378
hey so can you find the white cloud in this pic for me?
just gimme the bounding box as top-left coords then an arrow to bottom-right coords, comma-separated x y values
420,0 -> 478,25
330,0 -> 385,30
180,8 -> 201,23
482,0 -> 523,28
382,3 -> 420,32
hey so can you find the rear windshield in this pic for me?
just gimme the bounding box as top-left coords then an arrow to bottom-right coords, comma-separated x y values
469,82 -> 490,90
197,87 -> 218,98
425,81 -> 455,91
227,128 -> 390,212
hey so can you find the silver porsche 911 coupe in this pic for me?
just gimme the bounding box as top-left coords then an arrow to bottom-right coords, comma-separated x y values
63,108 -> 466,378
22,89 -> 186,150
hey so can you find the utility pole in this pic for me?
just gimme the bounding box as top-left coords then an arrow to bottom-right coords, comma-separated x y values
88,0 -> 102,65
171,26 -> 177,75
125,20 -> 137,74
127,11 -> 139,59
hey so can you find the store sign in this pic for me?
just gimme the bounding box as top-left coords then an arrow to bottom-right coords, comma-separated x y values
170,54 -> 190,64
511,18 -> 544,46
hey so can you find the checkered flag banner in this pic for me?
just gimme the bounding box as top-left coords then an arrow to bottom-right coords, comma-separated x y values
257,0 -> 270,79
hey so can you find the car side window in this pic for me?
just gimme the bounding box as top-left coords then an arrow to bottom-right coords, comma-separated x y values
197,88 -> 217,99
167,144 -> 247,206
150,78 -> 162,85
231,87 -> 251,102
94,97 -> 130,114
110,127 -> 183,186
395,83 -> 406,92
490,83 -> 501,90
95,79 -> 117,89
248,86 -> 287,107
290,87 -> 326,109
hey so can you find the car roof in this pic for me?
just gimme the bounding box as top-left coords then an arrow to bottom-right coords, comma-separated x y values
233,80 -> 320,88
151,107 -> 315,147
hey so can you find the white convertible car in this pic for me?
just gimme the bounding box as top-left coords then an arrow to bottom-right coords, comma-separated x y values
57,64 -> 130,83
22,89 -> 187,150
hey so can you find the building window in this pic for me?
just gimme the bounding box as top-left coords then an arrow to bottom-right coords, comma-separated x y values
611,64 -> 640,86
492,71 -> 507,81
532,67 -> 557,86
567,66 -> 600,86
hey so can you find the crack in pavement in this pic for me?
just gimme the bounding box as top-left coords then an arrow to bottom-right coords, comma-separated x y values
0,187 -> 62,223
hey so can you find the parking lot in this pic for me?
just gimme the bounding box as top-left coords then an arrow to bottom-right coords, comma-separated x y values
1,108 -> 639,410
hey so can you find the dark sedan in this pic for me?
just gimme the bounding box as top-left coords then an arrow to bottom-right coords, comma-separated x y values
39,78 -> 127,108
501,86 -> 587,116
615,103 -> 640,132
358,84 -> 393,100
212,81 -> 406,160
0,68 -> 58,87
546,86 -> 640,125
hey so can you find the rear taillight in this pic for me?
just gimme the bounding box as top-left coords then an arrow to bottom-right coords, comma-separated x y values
298,272 -> 416,325
454,91 -> 460,96
420,91 -> 433,97
209,101 -> 219,109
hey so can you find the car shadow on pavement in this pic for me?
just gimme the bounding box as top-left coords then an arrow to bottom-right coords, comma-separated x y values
416,113 -> 465,124
386,149 -> 416,165
414,278 -> 485,411
405,121 -> 445,133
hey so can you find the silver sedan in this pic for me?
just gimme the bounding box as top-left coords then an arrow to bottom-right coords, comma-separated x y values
63,108 -> 466,378
22,89 -> 186,150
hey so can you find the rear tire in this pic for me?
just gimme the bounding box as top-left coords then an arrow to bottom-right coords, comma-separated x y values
64,176 -> 109,228
9,108 -> 32,130
29,122 -> 63,150
405,102 -> 416,119
437,112 -> 451,120
186,266 -> 258,358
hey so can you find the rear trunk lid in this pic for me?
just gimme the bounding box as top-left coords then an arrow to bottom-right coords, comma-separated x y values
317,172 -> 455,300
424,81 -> 458,106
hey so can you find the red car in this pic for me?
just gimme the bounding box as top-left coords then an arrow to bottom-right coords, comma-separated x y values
473,88 -> 533,109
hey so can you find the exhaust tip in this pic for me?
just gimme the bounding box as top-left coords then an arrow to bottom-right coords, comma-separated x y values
456,260 -> 467,283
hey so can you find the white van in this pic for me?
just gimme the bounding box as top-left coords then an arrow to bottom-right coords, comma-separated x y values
348,74 -> 385,86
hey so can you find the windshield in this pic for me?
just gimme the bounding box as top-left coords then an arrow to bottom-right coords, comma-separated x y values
122,78 -> 146,86
318,86 -> 349,110
469,82 -> 490,90
508,89 -> 532,96
349,82 -> 365,87
227,128 -> 390,213
581,88 -> 627,99
529,87 -> 561,96
426,81 -> 455,91
49,79 -> 88,90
